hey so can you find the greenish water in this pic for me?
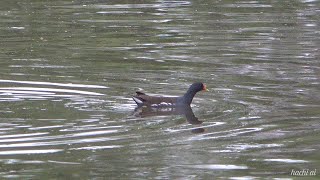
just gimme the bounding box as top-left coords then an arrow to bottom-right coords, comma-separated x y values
0,0 -> 319,179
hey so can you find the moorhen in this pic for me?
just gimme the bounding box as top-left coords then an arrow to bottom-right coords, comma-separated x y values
132,82 -> 208,107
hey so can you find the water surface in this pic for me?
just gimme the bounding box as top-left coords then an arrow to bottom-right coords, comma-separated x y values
0,0 -> 319,179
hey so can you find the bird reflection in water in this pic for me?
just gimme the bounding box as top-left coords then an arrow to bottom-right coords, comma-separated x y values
133,105 -> 205,134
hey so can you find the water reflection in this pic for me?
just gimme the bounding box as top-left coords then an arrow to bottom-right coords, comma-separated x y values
134,105 -> 205,133
0,0 -> 319,179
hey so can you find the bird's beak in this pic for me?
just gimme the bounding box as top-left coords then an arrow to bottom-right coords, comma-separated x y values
203,84 -> 209,91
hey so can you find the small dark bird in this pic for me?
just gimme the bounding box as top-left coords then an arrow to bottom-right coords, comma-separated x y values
132,82 -> 208,107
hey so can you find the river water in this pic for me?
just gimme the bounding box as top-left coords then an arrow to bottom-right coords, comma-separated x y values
0,0 -> 319,179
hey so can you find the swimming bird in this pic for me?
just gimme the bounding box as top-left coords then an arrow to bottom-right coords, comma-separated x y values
132,82 -> 208,107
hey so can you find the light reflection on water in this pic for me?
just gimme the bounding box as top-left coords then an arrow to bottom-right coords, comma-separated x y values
0,0 -> 319,179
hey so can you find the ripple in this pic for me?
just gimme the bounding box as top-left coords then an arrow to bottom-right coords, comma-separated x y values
1,0 -> 319,178
0,79 -> 107,103
47,160 -> 82,165
225,143 -> 283,152
0,149 -> 63,155
189,127 -> 263,141
0,159 -> 44,164
182,164 -> 248,170
0,79 -> 108,89
256,159 -> 309,163
0,87 -> 104,102
96,11 -> 143,15
0,136 -> 124,148
71,130 -> 119,137
9,27 -> 25,30
70,145 -> 123,150
0,126 -> 124,145
78,1 -> 191,9
165,122 -> 225,133
0,133 -> 49,140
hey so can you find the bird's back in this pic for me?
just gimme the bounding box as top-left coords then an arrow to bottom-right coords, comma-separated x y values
133,92 -> 179,107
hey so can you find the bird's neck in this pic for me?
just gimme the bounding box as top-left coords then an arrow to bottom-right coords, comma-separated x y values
182,89 -> 198,105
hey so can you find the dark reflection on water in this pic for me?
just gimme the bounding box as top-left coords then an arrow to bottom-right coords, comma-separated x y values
134,105 -> 202,124
134,105 -> 205,133
0,0 -> 319,179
